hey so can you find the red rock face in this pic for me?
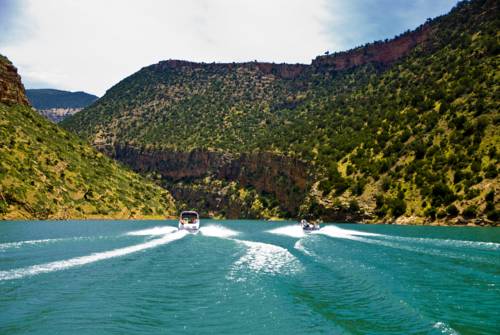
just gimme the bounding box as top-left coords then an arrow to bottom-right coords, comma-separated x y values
0,55 -> 30,106
312,25 -> 432,70
153,25 -> 431,80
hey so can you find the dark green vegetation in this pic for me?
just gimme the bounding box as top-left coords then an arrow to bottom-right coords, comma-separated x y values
0,55 -> 176,220
26,89 -> 98,109
62,0 -> 499,224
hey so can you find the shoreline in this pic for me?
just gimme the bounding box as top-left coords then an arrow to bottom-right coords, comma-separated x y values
0,215 -> 497,227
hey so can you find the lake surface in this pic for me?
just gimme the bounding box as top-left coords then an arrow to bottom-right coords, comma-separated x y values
0,220 -> 499,334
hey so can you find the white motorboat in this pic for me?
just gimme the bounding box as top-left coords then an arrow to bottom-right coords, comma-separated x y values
300,219 -> 320,232
178,211 -> 200,233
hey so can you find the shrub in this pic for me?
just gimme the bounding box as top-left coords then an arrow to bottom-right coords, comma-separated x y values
389,197 -> 407,218
462,205 -> 477,219
430,182 -> 456,206
0,200 -> 7,214
424,206 -> 437,219
334,179 -> 349,195
346,164 -> 354,175
485,202 -> 495,212
348,199 -> 360,212
484,164 -> 498,179
319,179 -> 332,193
375,207 -> 387,217
485,190 -> 495,202
375,194 -> 384,208
352,179 -> 366,196
381,177 -> 391,192
446,204 -> 459,217
465,188 -> 480,200
486,210 -> 499,222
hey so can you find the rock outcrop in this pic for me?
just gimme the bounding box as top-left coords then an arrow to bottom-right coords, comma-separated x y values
0,55 -> 30,106
312,25 -> 432,71
37,108 -> 82,123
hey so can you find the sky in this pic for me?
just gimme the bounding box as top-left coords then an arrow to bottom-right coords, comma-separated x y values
0,0 -> 459,96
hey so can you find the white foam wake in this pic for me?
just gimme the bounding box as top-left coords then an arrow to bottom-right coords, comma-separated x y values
268,225 -> 307,238
229,240 -> 302,280
0,236 -> 108,251
199,225 -> 239,238
0,238 -> 68,250
126,226 -> 178,236
317,225 -> 381,239
384,235 -> 500,251
268,225 -> 380,240
433,321 -> 459,335
0,230 -> 188,281
294,239 -> 314,256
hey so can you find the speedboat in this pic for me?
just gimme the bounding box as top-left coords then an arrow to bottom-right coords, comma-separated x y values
178,211 -> 200,233
301,219 -> 320,232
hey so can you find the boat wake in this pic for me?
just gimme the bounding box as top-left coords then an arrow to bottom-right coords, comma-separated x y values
228,240 -> 302,281
316,225 -> 381,239
199,225 -> 239,238
268,224 -> 380,240
268,225 -> 307,238
0,230 -> 188,281
126,226 -> 178,236
274,224 -> 499,265
433,321 -> 459,335
378,235 -> 500,251
294,239 -> 315,256
0,238 -> 71,251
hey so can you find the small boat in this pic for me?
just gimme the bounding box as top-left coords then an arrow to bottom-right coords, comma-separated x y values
178,211 -> 200,233
301,219 -> 320,232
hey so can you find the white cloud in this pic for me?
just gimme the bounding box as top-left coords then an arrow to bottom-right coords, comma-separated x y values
2,0 -> 331,96
1,0 -> 458,96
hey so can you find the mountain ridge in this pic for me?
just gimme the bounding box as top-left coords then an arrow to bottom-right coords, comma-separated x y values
26,88 -> 98,109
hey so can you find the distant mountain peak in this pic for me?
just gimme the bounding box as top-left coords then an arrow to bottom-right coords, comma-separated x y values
26,88 -> 99,122
26,89 -> 98,109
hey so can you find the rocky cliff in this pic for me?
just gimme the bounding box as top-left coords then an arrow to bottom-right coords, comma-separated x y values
313,25 -> 432,70
111,146 -> 309,216
0,55 -> 30,106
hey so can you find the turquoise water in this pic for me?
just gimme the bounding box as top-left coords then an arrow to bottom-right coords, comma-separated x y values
0,220 -> 499,334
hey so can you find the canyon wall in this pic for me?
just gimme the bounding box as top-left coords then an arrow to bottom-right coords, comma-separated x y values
111,145 -> 309,216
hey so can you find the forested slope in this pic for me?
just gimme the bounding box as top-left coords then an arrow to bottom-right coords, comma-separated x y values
62,0 -> 499,224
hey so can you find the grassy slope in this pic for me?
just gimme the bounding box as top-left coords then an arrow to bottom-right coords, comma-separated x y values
0,103 -> 177,219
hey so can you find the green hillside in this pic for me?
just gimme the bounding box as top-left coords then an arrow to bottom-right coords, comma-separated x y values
0,103 -> 177,219
62,0 -> 499,224
0,55 -> 177,220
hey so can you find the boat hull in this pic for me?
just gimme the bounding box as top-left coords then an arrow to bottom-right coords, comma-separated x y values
178,221 -> 200,233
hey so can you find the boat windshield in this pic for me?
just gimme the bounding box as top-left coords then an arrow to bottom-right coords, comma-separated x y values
181,213 -> 198,223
